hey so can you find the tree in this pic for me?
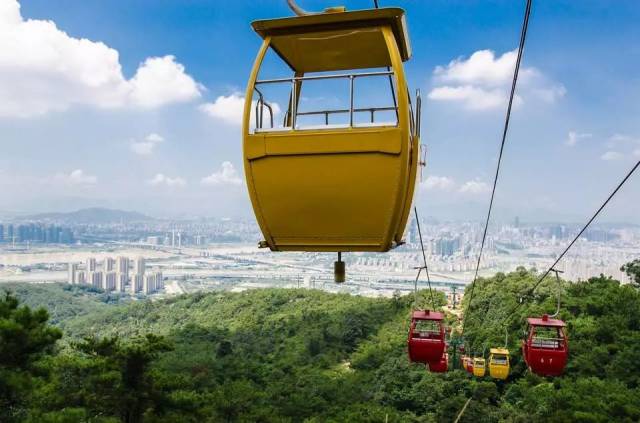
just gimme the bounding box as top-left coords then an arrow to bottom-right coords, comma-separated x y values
73,334 -> 174,423
621,259 -> 640,287
0,292 -> 62,422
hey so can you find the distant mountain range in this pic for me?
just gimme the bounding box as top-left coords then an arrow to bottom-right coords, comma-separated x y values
26,208 -> 154,224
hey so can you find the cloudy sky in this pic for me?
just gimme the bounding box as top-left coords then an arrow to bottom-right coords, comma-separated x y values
1,0 -> 639,223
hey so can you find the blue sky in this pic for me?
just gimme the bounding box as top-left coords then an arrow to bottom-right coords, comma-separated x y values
2,0 -> 639,223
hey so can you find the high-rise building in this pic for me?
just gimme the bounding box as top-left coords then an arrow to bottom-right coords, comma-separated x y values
0,224 -> 4,242
59,228 -> 74,244
154,270 -> 164,290
134,257 -> 145,276
117,256 -> 129,275
131,274 -> 143,294
144,274 -> 156,294
86,257 -> 97,272
89,271 -> 103,288
68,263 -> 78,284
116,273 -> 127,293
7,224 -> 14,243
146,236 -> 161,245
104,272 -> 117,291
76,271 -> 86,285
104,257 -> 115,272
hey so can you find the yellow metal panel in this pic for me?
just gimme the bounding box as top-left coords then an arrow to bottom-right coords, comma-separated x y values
262,127 -> 402,157
250,147 -> 401,252
270,28 -> 391,72
489,363 -> 509,380
251,8 -> 411,72
489,349 -> 510,380
243,39 -> 275,247
245,134 -> 266,160
379,26 -> 414,246
473,358 -> 486,377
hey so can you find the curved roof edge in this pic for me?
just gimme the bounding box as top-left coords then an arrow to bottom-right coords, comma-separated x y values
251,7 -> 411,62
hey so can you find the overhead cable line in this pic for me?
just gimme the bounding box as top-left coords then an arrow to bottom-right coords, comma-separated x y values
454,397 -> 473,423
461,0 -> 533,336
414,207 -> 436,309
498,158 -> 640,322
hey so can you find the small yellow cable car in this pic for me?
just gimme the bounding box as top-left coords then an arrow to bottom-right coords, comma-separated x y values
472,357 -> 486,377
243,7 -> 421,255
488,348 -> 510,380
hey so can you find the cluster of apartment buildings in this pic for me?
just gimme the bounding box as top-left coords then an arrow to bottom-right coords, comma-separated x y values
68,256 -> 164,295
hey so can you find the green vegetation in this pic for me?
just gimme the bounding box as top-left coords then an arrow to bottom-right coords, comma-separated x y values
0,292 -> 61,423
1,283 -> 123,327
1,265 -> 639,422
622,259 -> 640,287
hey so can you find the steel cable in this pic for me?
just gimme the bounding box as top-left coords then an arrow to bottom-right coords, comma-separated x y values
461,0 -> 533,336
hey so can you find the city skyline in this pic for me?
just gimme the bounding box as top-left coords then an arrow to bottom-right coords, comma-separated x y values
0,1 -> 639,222
0,213 -> 635,291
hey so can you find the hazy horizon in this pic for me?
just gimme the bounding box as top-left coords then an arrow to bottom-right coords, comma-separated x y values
1,205 -> 639,228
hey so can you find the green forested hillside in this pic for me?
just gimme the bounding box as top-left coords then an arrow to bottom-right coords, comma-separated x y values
2,269 -> 640,422
2,283 -> 112,326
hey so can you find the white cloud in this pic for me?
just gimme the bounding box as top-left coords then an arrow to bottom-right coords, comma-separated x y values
199,93 -> 281,126
0,0 -> 202,118
605,134 -> 640,159
128,56 -> 202,108
428,86 -> 510,111
148,173 -> 186,187
601,151 -> 624,161
532,86 -> 567,103
458,179 -> 491,194
145,133 -> 163,143
131,133 -> 164,156
566,131 -> 592,147
199,94 -> 244,125
201,161 -> 242,186
419,176 -> 492,194
428,49 -> 564,111
421,175 -> 455,191
607,133 -> 640,147
52,169 -> 97,186
433,49 -> 536,87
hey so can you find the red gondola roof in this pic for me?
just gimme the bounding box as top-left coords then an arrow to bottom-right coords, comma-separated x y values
527,314 -> 566,327
412,310 -> 444,321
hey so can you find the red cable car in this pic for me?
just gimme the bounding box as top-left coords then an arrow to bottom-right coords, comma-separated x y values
522,314 -> 568,377
407,310 -> 446,364
460,355 -> 473,373
428,352 -> 448,373
466,359 -> 474,374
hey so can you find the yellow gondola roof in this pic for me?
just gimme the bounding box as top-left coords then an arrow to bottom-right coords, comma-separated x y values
251,7 -> 411,73
490,348 -> 509,355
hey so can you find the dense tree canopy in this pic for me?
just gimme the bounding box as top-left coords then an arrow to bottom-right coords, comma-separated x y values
0,293 -> 61,422
622,259 -> 640,287
1,264 -> 639,422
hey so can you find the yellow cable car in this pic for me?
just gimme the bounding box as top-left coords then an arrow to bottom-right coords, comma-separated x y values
243,7 -> 421,254
472,357 -> 486,377
488,348 -> 510,380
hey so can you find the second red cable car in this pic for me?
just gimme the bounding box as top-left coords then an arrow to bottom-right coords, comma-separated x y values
407,310 -> 446,364
522,314 -> 568,377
